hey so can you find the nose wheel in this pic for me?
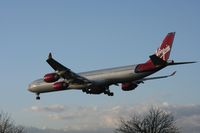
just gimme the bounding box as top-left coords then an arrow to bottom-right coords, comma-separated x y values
36,93 -> 40,100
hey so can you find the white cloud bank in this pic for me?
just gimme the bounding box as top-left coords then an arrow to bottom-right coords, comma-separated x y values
30,104 -> 66,113
28,102 -> 200,133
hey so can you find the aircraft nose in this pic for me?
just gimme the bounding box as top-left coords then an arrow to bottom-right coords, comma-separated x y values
28,83 -> 36,92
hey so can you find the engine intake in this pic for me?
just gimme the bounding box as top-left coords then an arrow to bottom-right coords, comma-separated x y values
43,73 -> 60,83
53,81 -> 69,90
121,82 -> 138,91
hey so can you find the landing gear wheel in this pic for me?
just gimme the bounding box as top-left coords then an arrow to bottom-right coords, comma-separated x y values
108,92 -> 114,96
36,96 -> 40,100
36,93 -> 40,100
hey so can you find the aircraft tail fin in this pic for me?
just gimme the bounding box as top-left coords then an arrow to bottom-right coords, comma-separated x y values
155,32 -> 175,61
135,32 -> 196,73
145,32 -> 175,64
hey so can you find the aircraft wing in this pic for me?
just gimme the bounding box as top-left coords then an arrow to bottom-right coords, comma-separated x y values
137,71 -> 176,82
46,53 -> 91,84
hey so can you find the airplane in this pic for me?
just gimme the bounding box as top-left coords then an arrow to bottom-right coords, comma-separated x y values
28,32 -> 196,100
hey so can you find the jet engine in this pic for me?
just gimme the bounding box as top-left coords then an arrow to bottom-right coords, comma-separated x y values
53,81 -> 69,90
43,73 -> 60,83
121,82 -> 138,91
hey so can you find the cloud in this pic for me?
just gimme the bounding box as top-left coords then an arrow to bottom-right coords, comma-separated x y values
29,104 -> 66,113
162,102 -> 169,107
27,102 -> 200,133
164,104 -> 200,132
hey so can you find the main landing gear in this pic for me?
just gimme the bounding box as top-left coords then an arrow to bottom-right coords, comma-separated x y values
104,90 -> 114,96
104,87 -> 114,96
82,87 -> 114,96
36,93 -> 40,100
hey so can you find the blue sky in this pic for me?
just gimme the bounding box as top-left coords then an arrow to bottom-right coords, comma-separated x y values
0,0 -> 199,131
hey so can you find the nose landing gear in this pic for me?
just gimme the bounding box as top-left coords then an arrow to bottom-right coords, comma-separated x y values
36,93 -> 40,100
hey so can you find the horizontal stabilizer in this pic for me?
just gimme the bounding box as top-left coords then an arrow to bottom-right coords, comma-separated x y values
138,71 -> 176,82
168,61 -> 197,66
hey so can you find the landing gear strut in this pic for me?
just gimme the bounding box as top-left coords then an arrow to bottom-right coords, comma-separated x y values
36,93 -> 40,100
104,88 -> 114,96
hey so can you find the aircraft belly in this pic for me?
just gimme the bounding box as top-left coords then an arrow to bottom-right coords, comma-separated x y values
68,84 -> 88,89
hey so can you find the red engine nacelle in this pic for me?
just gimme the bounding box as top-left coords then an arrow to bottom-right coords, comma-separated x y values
53,81 -> 69,90
121,82 -> 138,91
43,73 -> 60,83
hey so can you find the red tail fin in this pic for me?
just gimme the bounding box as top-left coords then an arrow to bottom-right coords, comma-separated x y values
155,32 -> 175,61
135,32 -> 176,73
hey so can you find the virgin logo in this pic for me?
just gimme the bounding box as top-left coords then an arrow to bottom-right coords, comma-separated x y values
156,45 -> 171,60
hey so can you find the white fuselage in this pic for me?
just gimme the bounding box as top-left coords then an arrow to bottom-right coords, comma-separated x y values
28,64 -> 155,93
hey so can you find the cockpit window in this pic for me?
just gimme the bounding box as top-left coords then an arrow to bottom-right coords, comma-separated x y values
33,79 -> 44,84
